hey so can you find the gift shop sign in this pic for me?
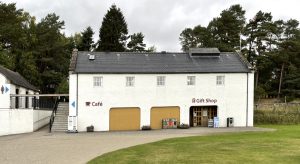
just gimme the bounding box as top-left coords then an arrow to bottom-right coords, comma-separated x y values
85,101 -> 103,107
192,98 -> 217,104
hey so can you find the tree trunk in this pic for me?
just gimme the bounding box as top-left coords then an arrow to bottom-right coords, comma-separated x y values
278,63 -> 284,99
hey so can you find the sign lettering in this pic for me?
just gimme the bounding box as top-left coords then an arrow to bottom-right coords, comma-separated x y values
192,98 -> 217,104
85,101 -> 103,107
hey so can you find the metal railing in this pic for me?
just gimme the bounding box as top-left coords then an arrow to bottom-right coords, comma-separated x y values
49,97 -> 59,132
9,96 -> 56,110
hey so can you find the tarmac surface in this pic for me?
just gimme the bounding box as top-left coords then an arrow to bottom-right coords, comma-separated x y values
0,126 -> 274,164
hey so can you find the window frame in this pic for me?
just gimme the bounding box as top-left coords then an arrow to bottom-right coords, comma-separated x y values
126,76 -> 135,87
157,76 -> 166,86
187,76 -> 196,86
216,75 -> 225,86
93,76 -> 103,87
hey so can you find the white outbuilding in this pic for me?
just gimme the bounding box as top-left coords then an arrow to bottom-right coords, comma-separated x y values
68,48 -> 254,131
0,65 -> 52,136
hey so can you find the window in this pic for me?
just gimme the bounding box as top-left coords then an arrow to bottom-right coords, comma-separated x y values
187,76 -> 196,86
93,76 -> 103,87
126,76 -> 135,87
216,76 -> 225,85
157,76 -> 166,86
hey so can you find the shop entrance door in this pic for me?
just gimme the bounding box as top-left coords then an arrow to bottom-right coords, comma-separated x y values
189,106 -> 217,127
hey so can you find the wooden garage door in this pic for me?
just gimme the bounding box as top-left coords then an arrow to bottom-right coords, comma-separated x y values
150,106 -> 180,129
109,107 -> 140,131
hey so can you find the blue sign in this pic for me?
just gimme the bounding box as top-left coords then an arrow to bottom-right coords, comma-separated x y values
5,86 -> 9,93
1,84 -> 10,94
213,117 -> 219,128
71,101 -> 76,108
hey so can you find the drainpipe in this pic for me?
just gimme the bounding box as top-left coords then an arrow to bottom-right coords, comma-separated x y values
246,73 -> 249,127
76,73 -> 78,116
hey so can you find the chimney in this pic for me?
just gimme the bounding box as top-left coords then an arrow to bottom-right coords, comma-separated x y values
69,49 -> 78,72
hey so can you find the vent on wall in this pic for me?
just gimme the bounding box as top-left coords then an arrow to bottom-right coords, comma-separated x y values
189,48 -> 220,57
88,54 -> 95,60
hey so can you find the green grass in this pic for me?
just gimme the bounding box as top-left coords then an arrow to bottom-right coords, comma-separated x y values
254,106 -> 300,124
89,125 -> 300,164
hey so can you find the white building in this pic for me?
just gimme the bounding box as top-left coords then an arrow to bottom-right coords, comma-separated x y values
0,65 -> 51,136
69,48 -> 254,132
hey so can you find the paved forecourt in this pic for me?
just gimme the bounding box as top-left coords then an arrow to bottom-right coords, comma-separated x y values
0,126 -> 274,164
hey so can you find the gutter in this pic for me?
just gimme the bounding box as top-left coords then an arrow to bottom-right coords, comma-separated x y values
246,73 -> 249,127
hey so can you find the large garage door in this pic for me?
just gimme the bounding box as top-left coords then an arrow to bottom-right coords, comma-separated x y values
150,106 -> 180,129
109,107 -> 140,131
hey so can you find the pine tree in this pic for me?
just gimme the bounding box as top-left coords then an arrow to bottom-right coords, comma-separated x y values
78,26 -> 94,51
96,5 -> 128,52
127,32 -> 146,52
207,4 -> 246,51
179,5 -> 246,52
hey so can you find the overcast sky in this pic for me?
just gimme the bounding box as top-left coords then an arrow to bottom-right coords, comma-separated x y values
3,0 -> 300,51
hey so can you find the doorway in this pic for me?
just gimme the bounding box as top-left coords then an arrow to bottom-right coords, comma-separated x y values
189,106 -> 217,127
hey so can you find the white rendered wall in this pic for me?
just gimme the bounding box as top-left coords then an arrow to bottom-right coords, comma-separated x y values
33,110 -> 52,131
0,109 -> 33,136
0,109 -> 51,136
69,73 -> 254,132
0,73 -> 10,109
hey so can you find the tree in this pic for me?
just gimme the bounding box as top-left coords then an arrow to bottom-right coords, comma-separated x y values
127,32 -> 146,52
0,2 -> 31,71
146,45 -> 157,52
275,19 -> 300,98
179,4 -> 246,52
96,4 -> 128,51
179,28 -> 197,52
78,26 -> 94,51
35,13 -> 71,93
207,4 -> 246,51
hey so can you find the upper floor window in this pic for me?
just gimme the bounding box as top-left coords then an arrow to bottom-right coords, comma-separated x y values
126,76 -> 135,87
216,76 -> 225,85
157,76 -> 166,86
187,76 -> 196,86
93,76 -> 103,87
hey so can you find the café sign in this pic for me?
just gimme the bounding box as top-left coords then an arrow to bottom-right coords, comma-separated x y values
85,101 -> 103,107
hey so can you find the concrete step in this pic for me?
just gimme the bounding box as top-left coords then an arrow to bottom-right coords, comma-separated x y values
51,129 -> 67,132
55,113 -> 68,116
51,102 -> 69,132
52,125 -> 68,128
53,120 -> 68,123
53,125 -> 67,127
53,121 -> 68,124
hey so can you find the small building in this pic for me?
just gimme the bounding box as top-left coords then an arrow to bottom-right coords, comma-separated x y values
0,65 -> 51,136
0,65 -> 39,109
68,48 -> 254,131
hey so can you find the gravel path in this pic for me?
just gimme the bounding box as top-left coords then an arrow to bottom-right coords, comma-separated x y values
0,127 -> 274,164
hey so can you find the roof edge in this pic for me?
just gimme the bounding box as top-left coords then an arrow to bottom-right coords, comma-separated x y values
235,51 -> 253,71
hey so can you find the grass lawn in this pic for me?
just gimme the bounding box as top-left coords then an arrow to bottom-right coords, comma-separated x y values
89,125 -> 300,164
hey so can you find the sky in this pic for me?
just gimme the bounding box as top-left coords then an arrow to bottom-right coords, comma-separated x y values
2,0 -> 300,51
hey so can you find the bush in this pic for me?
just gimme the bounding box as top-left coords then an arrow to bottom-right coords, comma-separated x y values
254,106 -> 300,125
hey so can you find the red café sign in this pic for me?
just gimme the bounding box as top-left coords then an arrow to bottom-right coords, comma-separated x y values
85,101 -> 103,107
192,98 -> 217,104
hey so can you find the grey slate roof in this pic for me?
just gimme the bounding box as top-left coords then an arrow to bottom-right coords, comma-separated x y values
0,65 -> 39,91
72,50 -> 252,74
